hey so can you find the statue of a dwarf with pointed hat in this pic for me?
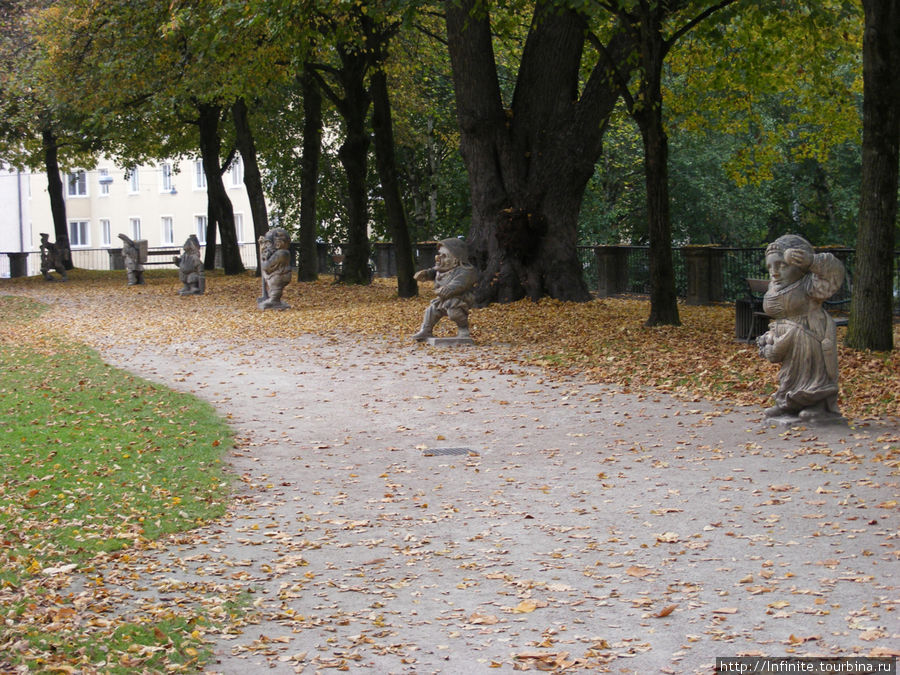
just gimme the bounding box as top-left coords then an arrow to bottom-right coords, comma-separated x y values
411,238 -> 478,342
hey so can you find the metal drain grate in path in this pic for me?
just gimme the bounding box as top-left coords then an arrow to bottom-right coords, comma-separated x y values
423,447 -> 477,457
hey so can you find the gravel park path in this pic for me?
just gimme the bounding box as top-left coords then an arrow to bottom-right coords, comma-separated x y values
7,282 -> 899,673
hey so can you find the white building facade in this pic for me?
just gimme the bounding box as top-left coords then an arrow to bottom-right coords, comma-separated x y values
1,157 -> 259,276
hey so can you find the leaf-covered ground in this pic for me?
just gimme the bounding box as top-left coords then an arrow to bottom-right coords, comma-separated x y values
3,269 -> 897,421
0,270 -> 897,673
0,294 -> 233,673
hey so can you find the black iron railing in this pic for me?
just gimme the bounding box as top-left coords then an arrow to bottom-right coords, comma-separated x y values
3,243 -> 898,313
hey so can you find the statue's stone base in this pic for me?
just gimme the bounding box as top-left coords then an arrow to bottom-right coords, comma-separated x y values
426,337 -> 474,347
764,413 -> 848,429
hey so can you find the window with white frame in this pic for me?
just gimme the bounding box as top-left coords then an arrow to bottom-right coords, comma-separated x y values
128,168 -> 139,193
69,220 -> 89,246
195,215 -> 207,244
234,213 -> 244,243
129,217 -> 141,240
194,161 -> 207,189
98,168 -> 111,195
67,170 -> 87,197
161,163 -> 174,192
100,219 -> 111,247
230,157 -> 243,187
161,216 -> 174,245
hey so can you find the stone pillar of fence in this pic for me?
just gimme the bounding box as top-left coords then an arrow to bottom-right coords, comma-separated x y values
683,245 -> 725,305
593,245 -> 630,297
415,242 -> 439,270
7,252 -> 28,278
107,248 -> 125,270
372,242 -> 397,278
316,242 -> 330,272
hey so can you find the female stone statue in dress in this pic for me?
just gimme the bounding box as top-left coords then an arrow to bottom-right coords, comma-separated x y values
756,234 -> 845,422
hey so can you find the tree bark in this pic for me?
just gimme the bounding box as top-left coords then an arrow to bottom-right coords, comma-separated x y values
334,43 -> 372,285
371,65 -> 418,298
298,68 -> 322,282
632,8 -> 681,327
41,126 -> 73,270
846,0 -> 899,351
197,102 -> 244,274
232,98 -> 269,275
445,0 -> 628,305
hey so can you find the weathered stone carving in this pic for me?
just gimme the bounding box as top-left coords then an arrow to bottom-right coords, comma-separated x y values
117,233 -> 146,285
174,235 -> 205,295
257,227 -> 292,310
39,233 -> 68,281
411,238 -> 478,343
756,234 -> 845,423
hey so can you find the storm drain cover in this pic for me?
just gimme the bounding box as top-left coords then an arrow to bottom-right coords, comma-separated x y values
423,447 -> 477,457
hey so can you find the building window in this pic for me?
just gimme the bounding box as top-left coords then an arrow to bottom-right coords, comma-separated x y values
67,170 -> 87,197
161,216 -> 174,245
234,213 -> 244,243
195,215 -> 207,244
230,157 -> 243,187
161,163 -> 174,192
129,217 -> 141,240
100,219 -> 111,247
194,161 -> 207,189
98,168 -> 111,195
69,220 -> 89,247
128,168 -> 139,193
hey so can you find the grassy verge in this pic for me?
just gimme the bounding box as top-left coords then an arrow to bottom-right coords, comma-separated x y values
0,295 -> 233,672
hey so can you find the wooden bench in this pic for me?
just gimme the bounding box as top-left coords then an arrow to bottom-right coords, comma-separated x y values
824,275 -> 851,327
143,249 -> 181,266
735,275 -> 852,341
330,253 -> 374,283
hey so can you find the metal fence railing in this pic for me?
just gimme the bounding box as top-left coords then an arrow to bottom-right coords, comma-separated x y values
3,242 -> 898,313
0,243 -> 261,278
576,245 -> 897,310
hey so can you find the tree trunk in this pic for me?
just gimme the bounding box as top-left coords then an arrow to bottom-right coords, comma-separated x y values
335,45 -> 372,285
232,98 -> 269,275
633,9 -> 681,327
298,68 -> 322,282
847,0 -> 899,351
197,102 -> 244,274
205,200 -> 217,270
445,0 -> 628,305
41,126 -> 73,270
639,113 -> 680,326
371,66 -> 417,298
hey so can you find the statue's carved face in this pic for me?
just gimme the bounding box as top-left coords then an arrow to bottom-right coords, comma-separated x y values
435,246 -> 458,272
274,232 -> 290,249
766,252 -> 803,289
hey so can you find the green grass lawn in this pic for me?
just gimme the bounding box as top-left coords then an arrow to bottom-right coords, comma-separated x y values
0,295 -> 233,672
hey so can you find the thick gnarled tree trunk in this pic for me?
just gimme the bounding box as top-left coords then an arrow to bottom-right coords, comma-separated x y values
445,0 -> 628,305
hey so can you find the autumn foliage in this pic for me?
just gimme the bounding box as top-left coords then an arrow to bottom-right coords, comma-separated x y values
3,269 -> 897,420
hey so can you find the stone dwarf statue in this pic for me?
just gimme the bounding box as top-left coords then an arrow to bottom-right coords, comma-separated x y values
117,233 -> 146,285
411,238 -> 478,341
257,227 -> 292,310
39,232 -> 68,281
756,234 -> 846,423
173,234 -> 205,295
